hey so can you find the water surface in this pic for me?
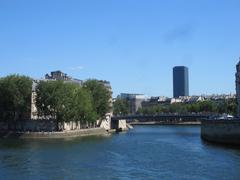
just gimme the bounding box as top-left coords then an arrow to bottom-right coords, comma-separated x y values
0,126 -> 240,180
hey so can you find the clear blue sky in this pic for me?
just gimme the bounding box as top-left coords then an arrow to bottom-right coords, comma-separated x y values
0,0 -> 240,97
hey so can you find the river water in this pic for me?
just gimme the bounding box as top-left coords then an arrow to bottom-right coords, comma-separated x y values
0,126 -> 240,180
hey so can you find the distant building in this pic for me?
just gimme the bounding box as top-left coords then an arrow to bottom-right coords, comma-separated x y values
170,98 -> 183,104
236,61 -> 240,117
45,70 -> 70,81
98,80 -> 112,93
119,93 -> 145,114
142,96 -> 171,109
202,94 -> 235,101
188,96 -> 204,103
173,66 -> 189,98
45,70 -> 83,85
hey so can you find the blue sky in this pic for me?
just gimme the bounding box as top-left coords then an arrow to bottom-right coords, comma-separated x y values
0,0 -> 240,97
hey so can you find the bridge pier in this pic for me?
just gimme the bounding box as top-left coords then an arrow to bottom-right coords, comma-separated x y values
111,119 -> 128,132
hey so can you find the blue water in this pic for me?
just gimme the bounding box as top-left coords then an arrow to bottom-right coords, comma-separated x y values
0,126 -> 240,180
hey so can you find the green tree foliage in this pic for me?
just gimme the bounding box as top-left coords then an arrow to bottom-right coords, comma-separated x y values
0,75 -> 32,122
65,88 -> 97,123
113,98 -> 130,115
35,79 -> 111,123
169,103 -> 188,114
36,81 -> 73,121
138,106 -> 167,115
219,99 -> 237,115
137,99 -> 237,116
36,81 -> 97,123
197,101 -> 218,113
83,80 -> 112,119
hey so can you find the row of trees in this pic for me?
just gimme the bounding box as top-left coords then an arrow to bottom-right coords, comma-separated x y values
0,75 -> 111,125
113,98 -> 237,116
137,99 -> 237,115
36,79 -> 111,123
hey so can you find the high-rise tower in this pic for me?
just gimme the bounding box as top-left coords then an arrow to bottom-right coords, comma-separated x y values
173,66 -> 189,98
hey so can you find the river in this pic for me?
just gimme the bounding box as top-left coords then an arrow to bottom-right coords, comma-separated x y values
0,126 -> 240,180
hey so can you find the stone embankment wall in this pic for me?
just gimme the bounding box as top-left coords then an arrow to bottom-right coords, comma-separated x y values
0,128 -> 107,139
0,117 -> 127,138
0,120 -> 58,132
0,120 -> 97,132
201,119 -> 240,145
0,120 -> 107,139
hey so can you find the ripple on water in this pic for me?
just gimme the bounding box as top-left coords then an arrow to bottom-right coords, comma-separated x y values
0,126 -> 240,179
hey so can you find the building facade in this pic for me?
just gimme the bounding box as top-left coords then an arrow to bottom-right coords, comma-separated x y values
236,61 -> 240,117
173,66 -> 189,98
119,93 -> 145,114
45,70 -> 83,85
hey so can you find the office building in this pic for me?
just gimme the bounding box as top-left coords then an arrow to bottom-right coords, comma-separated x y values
173,66 -> 189,98
119,93 -> 145,114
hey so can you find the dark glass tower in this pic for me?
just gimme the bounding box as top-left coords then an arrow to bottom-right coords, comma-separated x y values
173,66 -> 189,98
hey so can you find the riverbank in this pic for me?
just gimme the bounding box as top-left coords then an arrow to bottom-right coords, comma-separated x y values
129,121 -> 201,125
0,128 -> 108,139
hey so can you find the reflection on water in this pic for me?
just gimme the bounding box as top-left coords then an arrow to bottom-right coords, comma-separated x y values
0,126 -> 240,179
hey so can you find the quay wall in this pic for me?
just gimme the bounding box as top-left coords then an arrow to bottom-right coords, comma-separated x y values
0,128 -> 107,139
0,120 -> 108,139
201,119 -> 240,145
0,120 -> 97,132
0,120 -> 58,132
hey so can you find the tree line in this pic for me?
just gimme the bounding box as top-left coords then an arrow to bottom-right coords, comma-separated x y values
0,75 -> 111,126
138,99 -> 237,115
113,98 -> 237,116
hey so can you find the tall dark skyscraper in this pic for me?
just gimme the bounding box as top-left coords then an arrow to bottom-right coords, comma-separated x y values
173,66 -> 189,98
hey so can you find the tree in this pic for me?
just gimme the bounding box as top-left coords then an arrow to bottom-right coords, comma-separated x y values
186,104 -> 199,113
198,101 -> 218,113
36,80 -> 65,120
113,98 -> 130,115
36,81 -> 71,121
226,99 -> 237,115
35,80 -> 97,125
217,101 -> 228,114
0,75 -> 32,124
83,80 -> 112,119
64,87 -> 97,123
